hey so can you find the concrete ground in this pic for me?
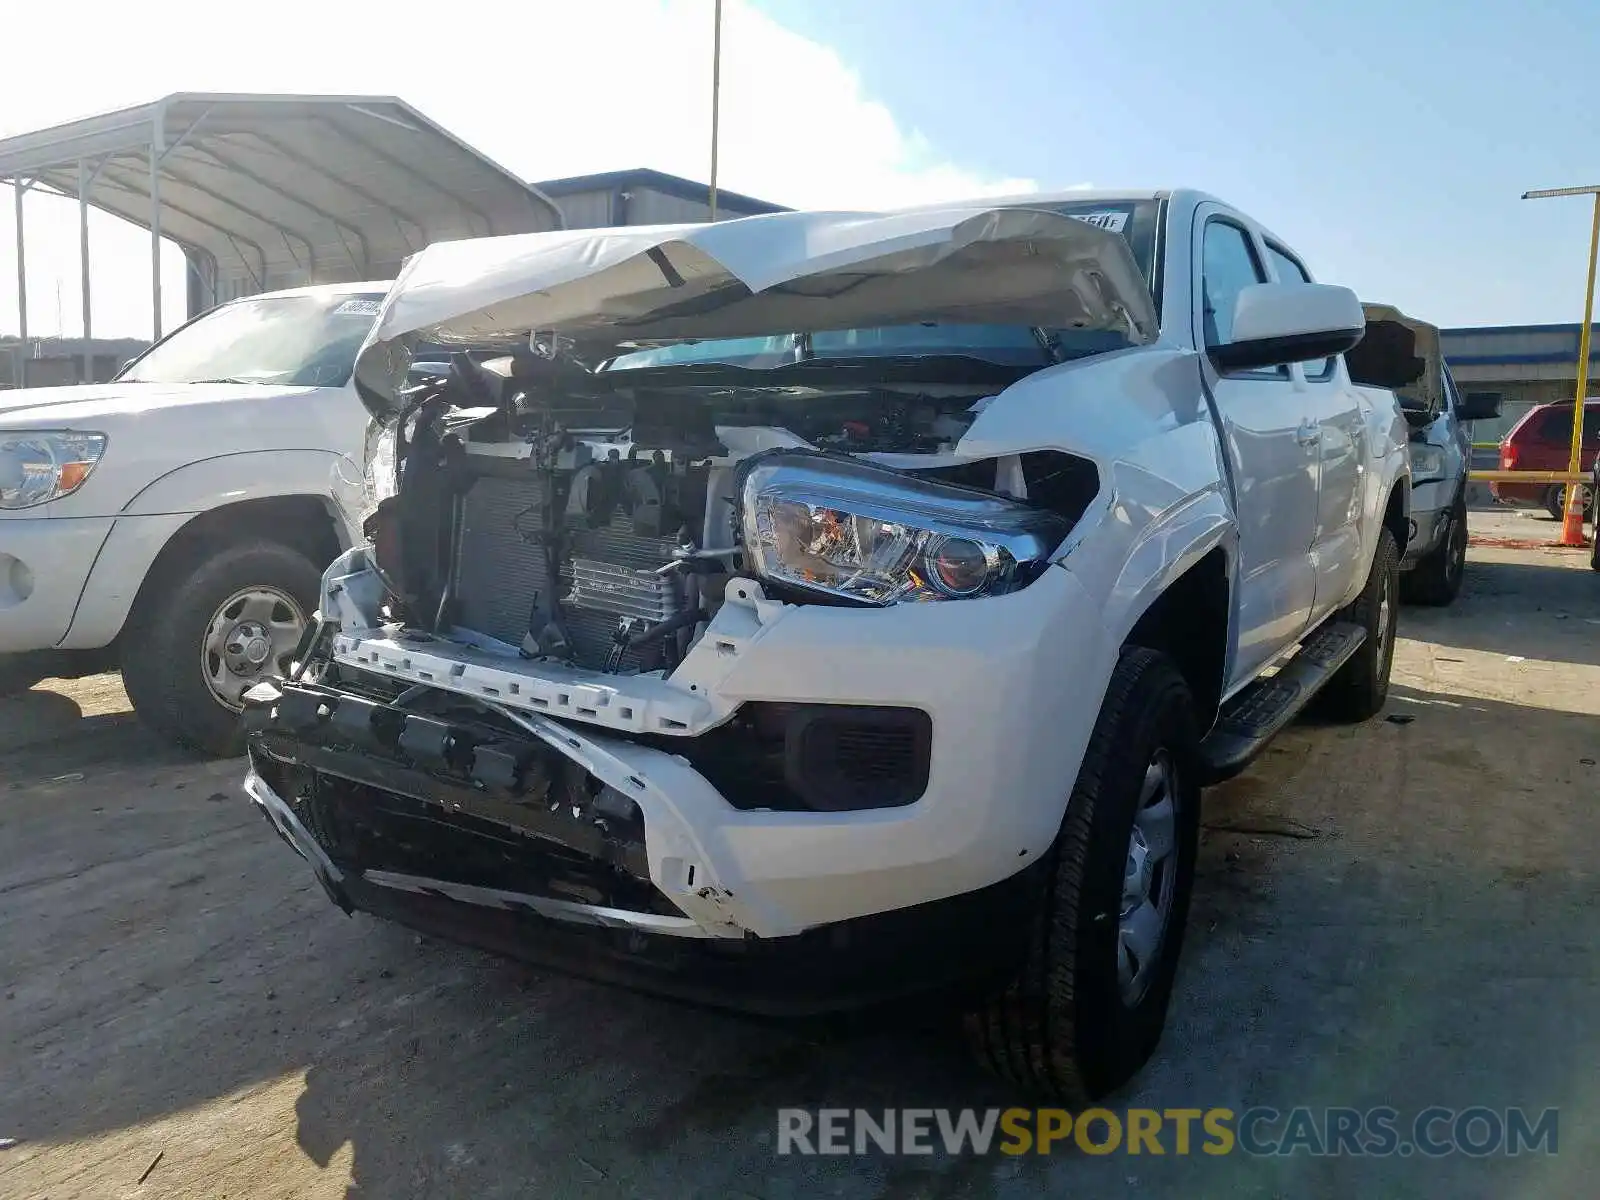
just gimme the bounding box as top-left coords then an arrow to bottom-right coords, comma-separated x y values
1,507 -> 1595,1199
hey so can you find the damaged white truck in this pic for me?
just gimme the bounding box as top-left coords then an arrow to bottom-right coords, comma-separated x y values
242,191 -> 1411,1101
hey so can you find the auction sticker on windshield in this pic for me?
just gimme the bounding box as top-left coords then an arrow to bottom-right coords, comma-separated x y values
1070,211 -> 1130,233
334,298 -> 384,317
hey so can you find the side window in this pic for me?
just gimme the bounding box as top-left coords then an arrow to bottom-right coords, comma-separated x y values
1264,244 -> 1334,380
1201,221 -> 1284,378
1541,407 -> 1573,445
1584,407 -> 1600,443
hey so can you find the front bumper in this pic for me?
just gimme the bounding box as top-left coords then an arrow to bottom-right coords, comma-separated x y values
1401,478 -> 1453,567
248,559 -> 1112,947
243,756 -> 1037,1016
0,515 -> 114,653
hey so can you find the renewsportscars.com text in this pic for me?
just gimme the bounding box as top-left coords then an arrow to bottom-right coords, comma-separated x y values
776,1106 -> 1559,1158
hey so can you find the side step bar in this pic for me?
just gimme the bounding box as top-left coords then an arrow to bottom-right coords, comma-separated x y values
1198,620 -> 1367,784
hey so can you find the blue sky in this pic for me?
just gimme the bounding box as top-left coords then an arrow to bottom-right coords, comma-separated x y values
1,0 -> 1596,337
758,0 -> 1600,328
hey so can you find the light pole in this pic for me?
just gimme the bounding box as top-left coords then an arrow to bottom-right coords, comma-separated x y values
708,0 -> 723,222
1522,184 -> 1600,545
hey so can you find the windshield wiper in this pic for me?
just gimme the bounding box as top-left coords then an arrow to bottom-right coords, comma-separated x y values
189,376 -> 271,385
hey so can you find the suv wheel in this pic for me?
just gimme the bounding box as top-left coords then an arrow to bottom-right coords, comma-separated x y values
1400,498 -> 1467,606
1548,483 -> 1594,521
1318,526 -> 1400,722
121,540 -> 320,757
964,648 -> 1201,1103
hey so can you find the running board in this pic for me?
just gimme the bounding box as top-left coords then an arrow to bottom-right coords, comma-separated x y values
1198,620 -> 1367,784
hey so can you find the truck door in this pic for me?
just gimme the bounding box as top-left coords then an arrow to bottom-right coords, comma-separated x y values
1263,242 -> 1365,622
1193,210 -> 1319,686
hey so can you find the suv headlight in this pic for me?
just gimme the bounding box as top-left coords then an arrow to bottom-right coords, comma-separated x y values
0,431 -> 108,510
736,451 -> 1073,604
1408,443 -> 1446,483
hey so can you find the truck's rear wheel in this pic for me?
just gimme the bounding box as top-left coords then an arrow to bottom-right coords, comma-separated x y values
1401,498 -> 1467,606
122,540 -> 319,757
1318,526 -> 1400,722
964,648 -> 1201,1103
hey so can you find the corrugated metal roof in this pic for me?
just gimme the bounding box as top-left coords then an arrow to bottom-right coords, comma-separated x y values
0,93 -> 565,293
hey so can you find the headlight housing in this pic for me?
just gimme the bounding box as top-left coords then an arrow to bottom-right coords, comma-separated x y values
360,421 -> 399,525
0,431 -> 108,510
736,451 -> 1073,604
1408,443 -> 1446,483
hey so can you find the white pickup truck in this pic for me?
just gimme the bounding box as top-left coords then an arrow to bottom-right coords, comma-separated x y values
0,283 -> 384,753
240,190 -> 1411,1100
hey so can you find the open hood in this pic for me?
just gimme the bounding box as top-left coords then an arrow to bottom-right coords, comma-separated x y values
1348,302 -> 1443,425
351,204 -> 1160,423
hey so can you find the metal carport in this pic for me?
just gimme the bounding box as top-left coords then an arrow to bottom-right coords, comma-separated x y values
1,93 -> 565,382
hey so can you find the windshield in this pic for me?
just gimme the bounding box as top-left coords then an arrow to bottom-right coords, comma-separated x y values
603,198 -> 1161,373
119,292 -> 385,387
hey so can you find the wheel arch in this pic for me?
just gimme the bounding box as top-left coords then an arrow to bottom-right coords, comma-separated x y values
1121,544 -> 1233,735
64,494 -> 345,652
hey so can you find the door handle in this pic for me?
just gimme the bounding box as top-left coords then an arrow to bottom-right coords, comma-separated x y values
1295,421 -> 1322,447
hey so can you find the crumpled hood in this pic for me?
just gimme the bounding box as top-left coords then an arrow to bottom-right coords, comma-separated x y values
352,204 -> 1160,423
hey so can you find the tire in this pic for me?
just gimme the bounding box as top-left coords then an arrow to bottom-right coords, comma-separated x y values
1400,498 -> 1467,607
964,648 -> 1201,1103
1317,526 -> 1400,723
1544,486 -> 1565,521
121,540 -> 321,757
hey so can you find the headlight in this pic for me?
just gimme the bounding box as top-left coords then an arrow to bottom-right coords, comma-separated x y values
360,421 -> 399,524
0,431 -> 108,510
736,451 -> 1073,604
1408,443 -> 1446,483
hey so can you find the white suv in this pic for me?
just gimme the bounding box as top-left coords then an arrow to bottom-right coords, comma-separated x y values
0,283 -> 384,753
241,192 -> 1411,1099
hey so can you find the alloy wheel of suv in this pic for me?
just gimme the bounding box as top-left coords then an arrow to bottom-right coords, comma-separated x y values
200,585 -> 309,711
122,539 -> 322,757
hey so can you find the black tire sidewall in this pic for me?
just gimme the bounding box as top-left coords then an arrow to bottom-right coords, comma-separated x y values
122,540 -> 321,756
1321,526 -> 1400,720
1052,651 -> 1202,1097
1402,497 -> 1467,606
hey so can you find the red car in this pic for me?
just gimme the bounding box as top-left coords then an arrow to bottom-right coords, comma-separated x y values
1491,399 -> 1600,518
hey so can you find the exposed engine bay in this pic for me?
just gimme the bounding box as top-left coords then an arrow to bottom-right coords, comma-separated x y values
363,348 -> 1098,680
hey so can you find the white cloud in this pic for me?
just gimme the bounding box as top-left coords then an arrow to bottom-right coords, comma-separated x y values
0,0 -> 1038,339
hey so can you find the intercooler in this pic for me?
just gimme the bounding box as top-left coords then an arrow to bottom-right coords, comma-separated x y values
451,473 -> 689,672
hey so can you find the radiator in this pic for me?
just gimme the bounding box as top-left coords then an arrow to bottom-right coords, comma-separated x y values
451,474 -> 687,672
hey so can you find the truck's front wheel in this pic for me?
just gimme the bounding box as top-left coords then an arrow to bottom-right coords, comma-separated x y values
1401,498 -> 1467,606
121,540 -> 320,757
965,648 -> 1201,1103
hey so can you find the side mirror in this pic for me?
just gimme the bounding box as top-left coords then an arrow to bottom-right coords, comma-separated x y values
1212,282 -> 1365,374
1458,391 -> 1503,421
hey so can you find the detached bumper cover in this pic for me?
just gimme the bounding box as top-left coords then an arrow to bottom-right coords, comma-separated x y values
242,740 -> 1036,1016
